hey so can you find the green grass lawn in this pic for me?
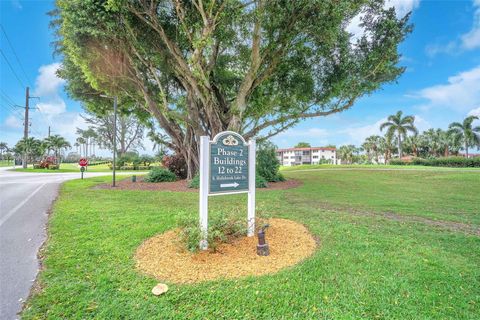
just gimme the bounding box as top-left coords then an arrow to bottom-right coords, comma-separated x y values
22,170 -> 480,319
0,159 -> 14,167
280,163 -> 480,171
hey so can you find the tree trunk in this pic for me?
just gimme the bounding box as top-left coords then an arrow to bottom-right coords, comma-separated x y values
398,133 -> 402,158
465,143 -> 469,158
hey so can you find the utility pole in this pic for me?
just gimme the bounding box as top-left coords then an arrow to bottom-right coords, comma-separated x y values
48,126 -> 51,137
22,87 -> 29,168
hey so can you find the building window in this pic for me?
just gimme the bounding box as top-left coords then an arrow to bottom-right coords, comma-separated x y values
302,151 -> 310,155
284,156 -> 288,159
313,155 -> 318,159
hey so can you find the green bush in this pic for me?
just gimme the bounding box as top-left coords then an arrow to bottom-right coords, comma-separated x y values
188,173 -> 200,189
48,164 -> 59,170
389,156 -> 480,167
144,167 -> 177,182
137,166 -> 151,170
33,164 -> 42,169
120,166 -> 135,170
389,158 -> 406,165
178,211 -> 248,252
256,173 -> 268,188
256,141 -> 284,182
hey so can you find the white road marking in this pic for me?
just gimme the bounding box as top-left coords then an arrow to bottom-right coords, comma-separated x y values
0,183 -> 46,227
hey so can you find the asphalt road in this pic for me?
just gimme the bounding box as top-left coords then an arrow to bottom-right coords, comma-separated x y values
0,167 -> 132,320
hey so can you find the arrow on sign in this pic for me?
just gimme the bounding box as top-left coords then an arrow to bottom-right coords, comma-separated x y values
220,182 -> 239,188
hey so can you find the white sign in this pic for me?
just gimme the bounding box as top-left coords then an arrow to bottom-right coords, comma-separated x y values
199,131 -> 256,250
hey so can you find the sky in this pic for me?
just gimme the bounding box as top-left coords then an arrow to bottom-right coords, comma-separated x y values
1,0 -> 480,156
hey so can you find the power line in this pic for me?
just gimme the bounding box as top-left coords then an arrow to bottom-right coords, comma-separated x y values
0,24 -> 32,87
0,89 -> 19,106
0,48 -> 25,88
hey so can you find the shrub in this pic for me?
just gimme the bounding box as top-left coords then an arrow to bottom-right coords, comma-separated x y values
389,158 -> 406,165
48,164 -> 59,170
256,173 -> 268,188
144,167 -> 177,182
139,154 -> 155,166
389,156 -> 480,167
33,164 -> 42,169
120,166 -> 135,170
256,141 -> 284,182
178,211 -> 249,252
162,154 -> 187,179
137,166 -> 151,170
188,173 -> 200,189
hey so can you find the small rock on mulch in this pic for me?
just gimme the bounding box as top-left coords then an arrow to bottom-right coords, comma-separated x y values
94,177 -> 301,192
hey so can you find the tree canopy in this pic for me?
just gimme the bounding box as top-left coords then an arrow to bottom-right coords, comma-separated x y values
294,142 -> 311,148
52,0 -> 412,177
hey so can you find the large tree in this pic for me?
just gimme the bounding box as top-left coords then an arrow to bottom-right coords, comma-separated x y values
81,111 -> 145,156
53,0 -> 412,178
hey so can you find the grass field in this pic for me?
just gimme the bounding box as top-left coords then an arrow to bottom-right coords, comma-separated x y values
22,169 -> 480,319
280,163 -> 480,171
12,163 -> 113,173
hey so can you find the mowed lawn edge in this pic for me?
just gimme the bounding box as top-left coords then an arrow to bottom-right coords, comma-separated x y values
22,170 -> 480,319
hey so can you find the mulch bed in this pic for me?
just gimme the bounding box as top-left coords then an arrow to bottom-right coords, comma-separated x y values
135,218 -> 317,284
94,177 -> 301,192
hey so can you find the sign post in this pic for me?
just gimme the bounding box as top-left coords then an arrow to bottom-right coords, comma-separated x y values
199,131 -> 256,250
79,158 -> 88,179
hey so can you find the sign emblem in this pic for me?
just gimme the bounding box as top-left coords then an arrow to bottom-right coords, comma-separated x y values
222,135 -> 239,146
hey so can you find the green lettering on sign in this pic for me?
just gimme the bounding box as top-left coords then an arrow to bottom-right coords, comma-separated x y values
209,132 -> 249,194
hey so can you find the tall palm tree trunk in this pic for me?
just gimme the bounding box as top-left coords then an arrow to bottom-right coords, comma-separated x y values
398,133 -> 402,158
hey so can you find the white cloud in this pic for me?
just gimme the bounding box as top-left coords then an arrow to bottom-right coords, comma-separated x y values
347,0 -> 420,41
36,99 -> 66,115
468,107 -> 480,117
33,63 -> 67,116
461,0 -> 480,50
4,115 -> 22,129
426,1 -> 480,56
34,63 -> 65,97
341,117 -> 387,145
414,65 -> 480,112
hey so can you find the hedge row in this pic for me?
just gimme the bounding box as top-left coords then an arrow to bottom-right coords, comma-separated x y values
389,157 -> 480,167
108,165 -> 154,170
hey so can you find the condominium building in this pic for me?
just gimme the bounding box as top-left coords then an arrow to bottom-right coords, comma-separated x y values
276,147 -> 337,166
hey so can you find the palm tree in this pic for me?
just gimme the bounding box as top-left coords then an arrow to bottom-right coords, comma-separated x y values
74,142 -> 80,154
380,131 -> 396,162
422,129 -> 443,157
338,145 -> 356,164
362,135 -> 383,163
380,111 -> 418,158
44,135 -> 71,162
14,137 -> 44,163
403,134 -> 420,157
448,116 -> 480,158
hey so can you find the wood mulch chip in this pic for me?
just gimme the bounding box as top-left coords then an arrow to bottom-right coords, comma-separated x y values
135,218 -> 317,284
94,177 -> 301,192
